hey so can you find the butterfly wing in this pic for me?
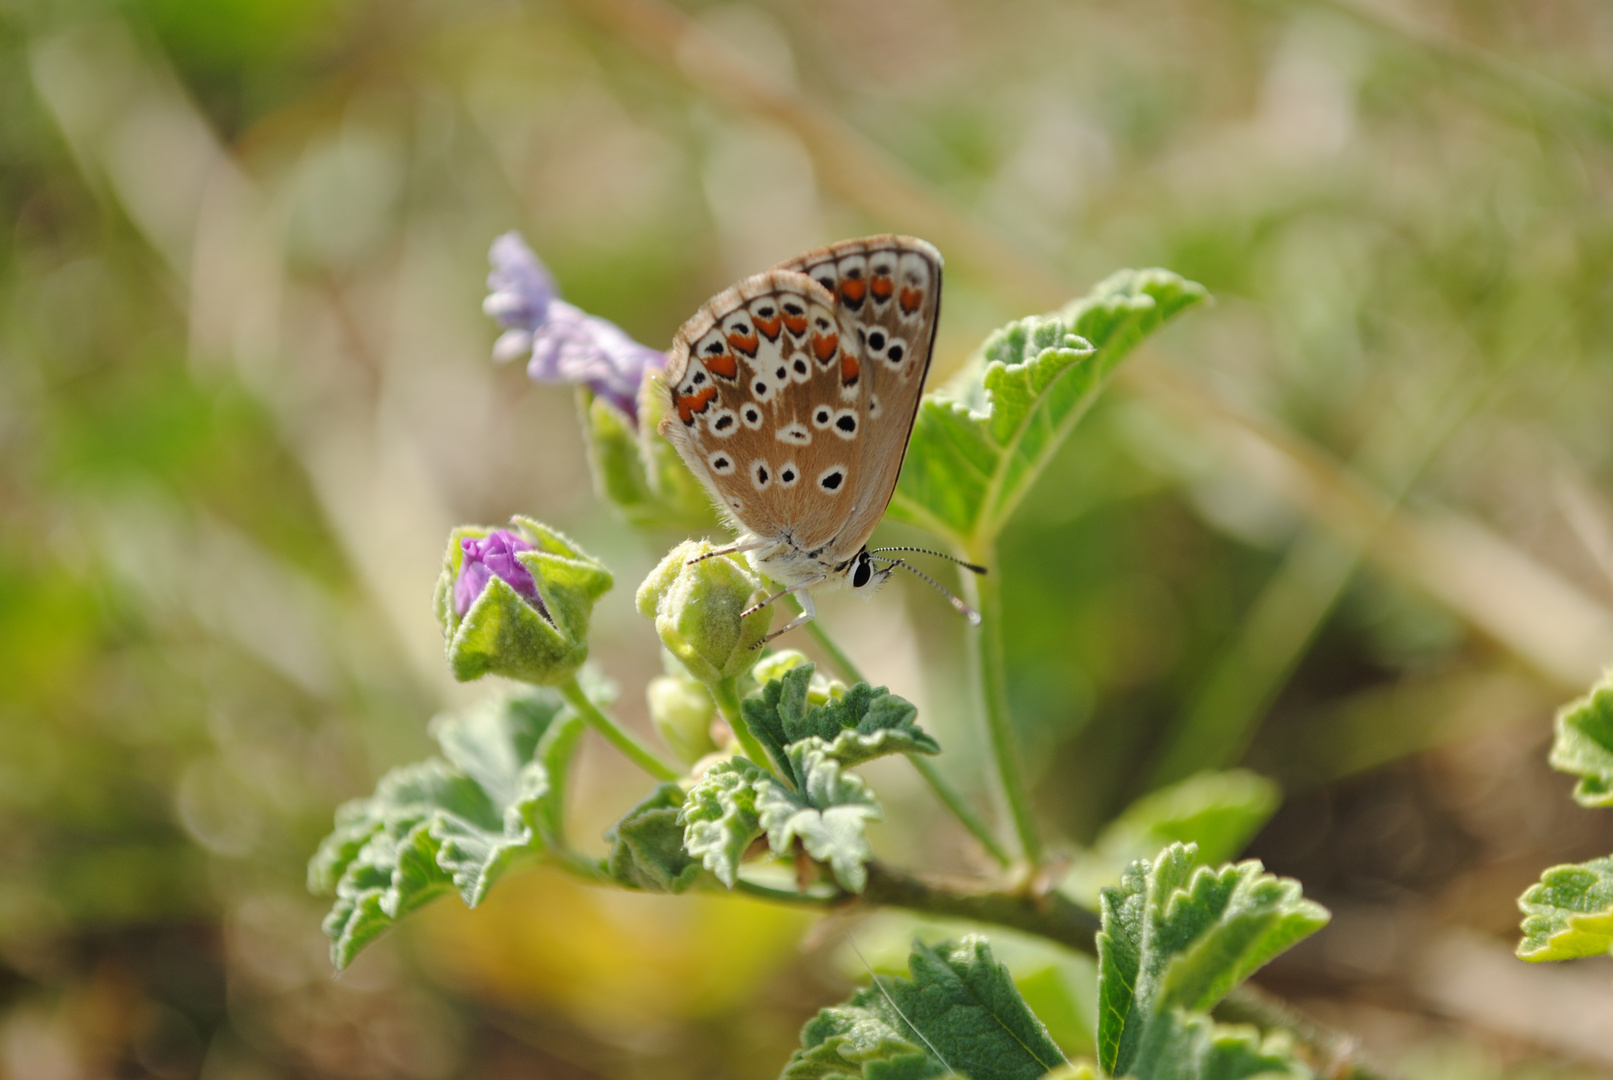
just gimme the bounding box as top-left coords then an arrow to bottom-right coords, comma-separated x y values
781,236 -> 943,561
660,269 -> 871,554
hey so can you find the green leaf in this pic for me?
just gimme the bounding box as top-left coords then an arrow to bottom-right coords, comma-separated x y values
1096,843 -> 1330,1079
743,665 -> 939,778
757,743 -> 883,892
1063,771 -> 1281,907
1517,855 -> 1613,961
680,756 -> 769,887
606,783 -> 703,893
307,689 -> 584,969
784,936 -> 1066,1080
1547,671 -> 1613,807
889,270 -> 1208,549
1129,1009 -> 1312,1080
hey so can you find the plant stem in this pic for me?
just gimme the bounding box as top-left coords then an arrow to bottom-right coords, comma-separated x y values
798,601 -> 1011,868
558,678 -> 680,782
963,544 -> 1043,868
712,676 -> 772,771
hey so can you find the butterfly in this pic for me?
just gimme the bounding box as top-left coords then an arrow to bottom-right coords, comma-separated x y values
658,235 -> 983,644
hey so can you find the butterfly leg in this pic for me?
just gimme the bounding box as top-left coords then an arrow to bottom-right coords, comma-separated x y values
744,578 -> 823,647
687,539 -> 769,566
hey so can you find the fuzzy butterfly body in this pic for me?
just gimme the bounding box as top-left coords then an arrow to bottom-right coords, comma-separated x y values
658,235 -> 947,639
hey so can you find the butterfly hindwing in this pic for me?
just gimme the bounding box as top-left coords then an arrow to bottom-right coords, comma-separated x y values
782,237 -> 943,557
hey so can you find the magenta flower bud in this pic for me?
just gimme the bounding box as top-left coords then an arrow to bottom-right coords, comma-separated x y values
454,530 -> 543,619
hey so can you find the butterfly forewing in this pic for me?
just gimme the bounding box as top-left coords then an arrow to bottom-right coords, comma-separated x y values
662,269 -> 871,554
781,237 -> 943,556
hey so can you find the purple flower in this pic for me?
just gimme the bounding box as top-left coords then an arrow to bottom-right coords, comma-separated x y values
484,232 -> 665,422
454,530 -> 546,619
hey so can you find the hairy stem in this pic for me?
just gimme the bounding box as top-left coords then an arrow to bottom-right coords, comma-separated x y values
798,603 -> 1011,868
558,678 -> 680,782
712,675 -> 772,771
963,545 -> 1043,868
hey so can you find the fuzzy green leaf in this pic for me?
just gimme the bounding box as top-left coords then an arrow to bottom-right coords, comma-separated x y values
680,756 -> 769,887
1129,1009 -> 1312,1080
1096,843 -> 1330,1078
1547,671 -> 1613,807
307,689 -> 584,968
1517,855 -> 1613,961
1063,771 -> 1281,907
744,664 -> 939,779
889,270 -> 1208,548
606,783 -> 703,893
784,936 -> 1065,1080
757,743 -> 883,892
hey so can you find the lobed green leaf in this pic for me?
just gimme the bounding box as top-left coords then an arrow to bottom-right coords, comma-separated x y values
606,783 -> 703,893
1096,843 -> 1329,1078
680,756 -> 769,887
1517,855 -> 1613,961
1547,670 -> 1613,807
757,743 -> 883,892
743,664 -> 939,780
307,689 -> 583,969
1128,1009 -> 1312,1080
784,936 -> 1065,1080
889,270 -> 1208,549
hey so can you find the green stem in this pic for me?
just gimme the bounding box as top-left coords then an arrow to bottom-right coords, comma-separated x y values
711,676 -> 772,771
799,601 -> 1011,868
558,678 -> 680,782
963,543 -> 1043,868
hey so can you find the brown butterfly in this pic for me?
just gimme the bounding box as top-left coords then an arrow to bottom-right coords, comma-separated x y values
658,235 -> 982,643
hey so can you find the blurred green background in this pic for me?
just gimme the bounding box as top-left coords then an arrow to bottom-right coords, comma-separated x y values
4,0 -> 1613,1076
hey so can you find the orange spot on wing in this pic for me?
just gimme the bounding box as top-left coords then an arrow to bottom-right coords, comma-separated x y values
839,278 -> 866,304
727,331 -> 759,356
706,353 -> 738,379
840,353 -> 860,385
812,332 -> 839,364
782,311 -> 808,335
899,286 -> 923,314
675,386 -> 719,424
871,274 -> 894,301
754,315 -> 783,340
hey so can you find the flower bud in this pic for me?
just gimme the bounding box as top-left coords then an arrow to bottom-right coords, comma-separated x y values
635,540 -> 771,687
646,672 -> 718,766
433,517 -> 612,685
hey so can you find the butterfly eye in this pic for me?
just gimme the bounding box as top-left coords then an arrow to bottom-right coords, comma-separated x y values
852,557 -> 873,589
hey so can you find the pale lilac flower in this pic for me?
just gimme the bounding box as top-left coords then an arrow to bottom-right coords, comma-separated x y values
483,232 -> 665,422
454,530 -> 545,619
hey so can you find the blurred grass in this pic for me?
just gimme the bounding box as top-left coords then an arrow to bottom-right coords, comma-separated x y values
4,0 -> 1613,1076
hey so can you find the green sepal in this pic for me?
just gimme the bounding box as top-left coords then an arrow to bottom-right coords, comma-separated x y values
636,539 -> 772,687
680,756 -> 769,887
1128,1009 -> 1312,1080
1096,843 -> 1330,1078
889,269 -> 1208,549
307,689 -> 585,969
743,665 -> 939,780
783,935 -> 1065,1080
1063,771 -> 1280,907
1547,670 -> 1613,807
605,783 -> 703,893
432,517 -> 612,686
757,742 -> 882,893
579,386 -> 717,532
1517,855 -> 1613,961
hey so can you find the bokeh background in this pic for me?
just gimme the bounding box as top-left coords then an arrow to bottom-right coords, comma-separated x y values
4,0 -> 1613,1076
